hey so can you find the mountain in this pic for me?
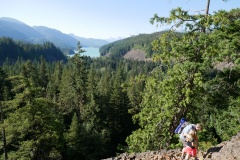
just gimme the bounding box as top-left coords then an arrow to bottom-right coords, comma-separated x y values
33,26 -> 78,49
105,37 -> 125,42
0,17 -> 45,42
99,32 -> 168,58
69,34 -> 109,48
0,17 -> 110,51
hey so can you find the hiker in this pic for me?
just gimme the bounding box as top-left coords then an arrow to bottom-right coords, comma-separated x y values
181,129 -> 197,160
180,123 -> 202,159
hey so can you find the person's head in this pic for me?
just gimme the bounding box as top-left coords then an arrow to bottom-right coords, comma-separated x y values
195,123 -> 203,132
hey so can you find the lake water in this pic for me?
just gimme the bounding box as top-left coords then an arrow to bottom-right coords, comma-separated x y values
82,47 -> 100,58
68,47 -> 100,58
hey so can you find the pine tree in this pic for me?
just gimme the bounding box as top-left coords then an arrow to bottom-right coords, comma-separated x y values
0,67 -> 12,159
65,113 -> 82,159
47,61 -> 63,102
38,56 -> 49,90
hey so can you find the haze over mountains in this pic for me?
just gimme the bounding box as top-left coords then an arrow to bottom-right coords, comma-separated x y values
0,17 -> 112,50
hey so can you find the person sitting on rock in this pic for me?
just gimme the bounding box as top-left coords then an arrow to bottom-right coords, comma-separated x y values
181,129 -> 198,160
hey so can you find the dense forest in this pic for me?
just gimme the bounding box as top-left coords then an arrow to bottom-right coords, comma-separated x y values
0,39 -> 160,159
0,2 -> 240,160
0,37 -> 68,64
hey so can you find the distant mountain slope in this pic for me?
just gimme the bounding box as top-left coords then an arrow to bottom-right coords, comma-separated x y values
33,26 -> 78,49
0,17 -> 45,42
99,31 -> 167,58
69,34 -> 109,48
0,17 -> 110,50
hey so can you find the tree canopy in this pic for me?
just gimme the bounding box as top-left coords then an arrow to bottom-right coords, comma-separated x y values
126,3 -> 240,152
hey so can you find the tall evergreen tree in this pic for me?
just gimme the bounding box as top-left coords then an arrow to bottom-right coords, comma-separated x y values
70,41 -> 88,117
65,112 -> 82,159
109,66 -> 134,152
0,67 -> 12,159
38,56 -> 49,90
47,61 -> 63,102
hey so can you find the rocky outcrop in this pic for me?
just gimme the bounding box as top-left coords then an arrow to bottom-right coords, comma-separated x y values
103,149 -> 204,160
102,132 -> 240,160
204,132 -> 240,160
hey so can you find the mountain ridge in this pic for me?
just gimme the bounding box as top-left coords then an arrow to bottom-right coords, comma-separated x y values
0,17 -> 110,50
69,33 -> 110,48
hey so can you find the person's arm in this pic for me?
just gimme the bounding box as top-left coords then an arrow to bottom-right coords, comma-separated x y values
194,132 -> 198,149
191,141 -> 195,148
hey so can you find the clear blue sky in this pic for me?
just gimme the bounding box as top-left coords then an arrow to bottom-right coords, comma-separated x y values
0,0 -> 239,39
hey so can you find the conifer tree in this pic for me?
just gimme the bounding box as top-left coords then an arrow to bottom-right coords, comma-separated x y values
65,112 -> 82,159
59,41 -> 88,116
46,61 -> 63,102
0,67 -> 12,159
38,56 -> 49,90
70,41 -> 88,116
109,66 -> 134,151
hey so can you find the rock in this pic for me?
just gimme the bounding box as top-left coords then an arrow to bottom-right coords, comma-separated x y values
205,132 -> 240,160
102,132 -> 240,160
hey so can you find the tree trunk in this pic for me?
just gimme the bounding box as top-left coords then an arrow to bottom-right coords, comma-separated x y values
205,0 -> 211,16
202,0 -> 211,33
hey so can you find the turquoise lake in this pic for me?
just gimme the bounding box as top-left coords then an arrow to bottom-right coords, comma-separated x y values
82,47 -> 100,58
68,47 -> 100,58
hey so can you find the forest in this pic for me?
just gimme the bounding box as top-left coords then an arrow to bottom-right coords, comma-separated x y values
0,2 -> 240,160
0,37 -> 68,64
0,39 -> 160,159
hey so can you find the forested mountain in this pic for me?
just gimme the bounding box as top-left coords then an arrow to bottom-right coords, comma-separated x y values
0,37 -> 67,64
0,17 -> 110,50
99,31 -> 170,58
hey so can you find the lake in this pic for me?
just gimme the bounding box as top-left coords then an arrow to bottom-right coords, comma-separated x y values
68,47 -> 100,58
81,47 -> 100,58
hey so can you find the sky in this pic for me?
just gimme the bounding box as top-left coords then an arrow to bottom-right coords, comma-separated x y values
0,0 -> 239,40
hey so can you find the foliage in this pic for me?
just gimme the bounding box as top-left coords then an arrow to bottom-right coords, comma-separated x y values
127,6 -> 240,152
2,98 -> 64,159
